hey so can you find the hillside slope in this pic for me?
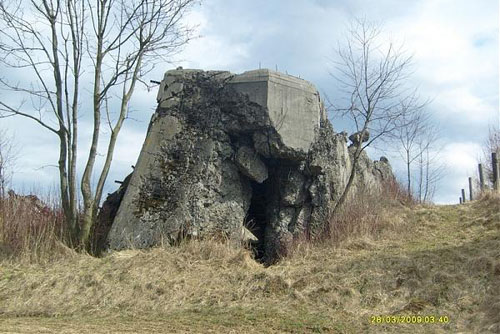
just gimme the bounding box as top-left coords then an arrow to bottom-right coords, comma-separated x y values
1,195 -> 499,333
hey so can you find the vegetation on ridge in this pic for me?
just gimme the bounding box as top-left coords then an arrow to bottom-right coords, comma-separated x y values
1,192 -> 498,333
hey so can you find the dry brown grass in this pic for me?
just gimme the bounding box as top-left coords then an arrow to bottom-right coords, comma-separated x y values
0,191 -> 69,261
0,191 -> 498,333
318,178 -> 412,248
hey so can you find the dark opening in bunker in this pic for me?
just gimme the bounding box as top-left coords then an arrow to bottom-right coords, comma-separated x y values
245,179 -> 270,260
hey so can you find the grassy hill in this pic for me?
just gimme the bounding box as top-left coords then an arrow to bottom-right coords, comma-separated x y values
1,194 -> 499,333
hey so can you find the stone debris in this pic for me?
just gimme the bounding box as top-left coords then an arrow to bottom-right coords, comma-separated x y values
348,130 -> 370,146
235,146 -> 268,183
102,68 -> 393,263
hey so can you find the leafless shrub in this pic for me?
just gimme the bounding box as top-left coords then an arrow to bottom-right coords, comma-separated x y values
0,189 -> 69,261
285,179 -> 413,258
322,180 -> 411,245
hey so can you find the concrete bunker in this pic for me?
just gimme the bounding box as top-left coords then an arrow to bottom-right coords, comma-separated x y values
98,68 -> 394,263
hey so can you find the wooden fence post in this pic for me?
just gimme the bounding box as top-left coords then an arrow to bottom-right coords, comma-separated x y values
468,177 -> 473,201
478,163 -> 485,191
493,152 -> 499,192
459,197 -> 462,204
461,189 -> 466,203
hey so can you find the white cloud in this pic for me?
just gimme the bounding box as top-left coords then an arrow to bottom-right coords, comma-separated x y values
386,0 -> 498,127
442,142 -> 482,171
435,86 -> 497,124
432,141 -> 483,204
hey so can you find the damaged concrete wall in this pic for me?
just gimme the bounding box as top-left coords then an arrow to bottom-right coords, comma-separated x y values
102,69 -> 393,262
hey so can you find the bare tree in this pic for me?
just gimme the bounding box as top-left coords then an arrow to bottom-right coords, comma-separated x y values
414,123 -> 445,203
389,101 -> 445,203
330,18 -> 419,213
391,95 -> 429,196
0,0 -> 198,248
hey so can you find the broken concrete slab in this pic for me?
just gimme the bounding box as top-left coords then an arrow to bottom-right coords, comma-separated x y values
235,146 -> 268,183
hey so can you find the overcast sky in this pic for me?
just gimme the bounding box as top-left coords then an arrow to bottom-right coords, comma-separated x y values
1,0 -> 498,204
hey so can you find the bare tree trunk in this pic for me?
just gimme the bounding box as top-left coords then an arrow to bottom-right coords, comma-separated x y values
406,150 -> 411,196
418,150 -> 424,202
80,56 -> 102,247
423,149 -> 430,202
79,0 -> 107,247
46,1 -> 76,238
66,0 -> 84,240
331,134 -> 364,217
